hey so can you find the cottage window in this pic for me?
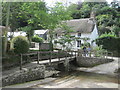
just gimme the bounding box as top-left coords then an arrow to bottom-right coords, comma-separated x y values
78,33 -> 81,37
77,40 -> 81,47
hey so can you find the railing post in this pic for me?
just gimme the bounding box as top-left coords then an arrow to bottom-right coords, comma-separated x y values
71,51 -> 73,57
78,49 -> 82,57
58,51 -> 60,61
20,54 -> 22,70
65,51 -> 69,72
37,52 -> 40,64
77,50 -> 79,56
112,52 -> 113,59
75,51 -> 76,57
49,51 -> 52,65
105,51 -> 108,59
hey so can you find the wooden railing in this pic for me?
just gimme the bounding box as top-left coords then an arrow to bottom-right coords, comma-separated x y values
20,50 -> 77,70
19,50 -> 113,70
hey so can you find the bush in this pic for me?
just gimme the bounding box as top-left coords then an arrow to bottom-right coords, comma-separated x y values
11,36 -> 29,54
96,36 -> 120,54
32,35 -> 43,43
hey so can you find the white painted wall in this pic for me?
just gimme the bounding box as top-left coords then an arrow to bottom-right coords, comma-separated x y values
89,24 -> 98,46
69,33 -> 91,50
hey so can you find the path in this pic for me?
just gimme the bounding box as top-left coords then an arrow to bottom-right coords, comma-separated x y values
77,57 -> 119,76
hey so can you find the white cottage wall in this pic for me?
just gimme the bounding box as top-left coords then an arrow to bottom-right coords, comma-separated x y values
90,24 -> 98,46
70,33 -> 91,50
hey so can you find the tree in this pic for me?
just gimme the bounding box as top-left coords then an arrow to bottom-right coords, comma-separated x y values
67,1 -> 108,19
2,2 -> 11,56
2,2 -> 48,42
67,3 -> 81,19
54,23 -> 75,50
112,25 -> 120,37
18,2 -> 48,43
43,2 -> 72,51
96,14 -> 112,26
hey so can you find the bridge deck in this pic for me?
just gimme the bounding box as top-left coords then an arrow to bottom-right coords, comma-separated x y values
31,56 -> 76,64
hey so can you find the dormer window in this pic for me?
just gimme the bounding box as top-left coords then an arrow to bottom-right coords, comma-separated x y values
78,33 -> 81,37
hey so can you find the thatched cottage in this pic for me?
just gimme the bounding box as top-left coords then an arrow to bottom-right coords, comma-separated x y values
54,18 -> 98,50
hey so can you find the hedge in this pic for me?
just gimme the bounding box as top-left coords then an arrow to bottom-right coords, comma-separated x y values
96,36 -> 120,53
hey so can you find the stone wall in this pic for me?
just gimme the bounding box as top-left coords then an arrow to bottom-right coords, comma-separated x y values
2,65 -> 45,87
76,57 -> 113,67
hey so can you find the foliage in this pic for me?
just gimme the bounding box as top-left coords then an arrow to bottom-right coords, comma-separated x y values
67,1 -> 120,37
2,2 -> 48,42
32,35 -> 43,43
99,32 -> 117,38
11,36 -> 29,54
95,34 -> 120,53
80,3 -> 91,18
44,2 -> 72,50
81,42 -> 90,49
112,25 -> 120,37
54,23 -> 75,50
98,26 -> 111,35
92,45 -> 107,57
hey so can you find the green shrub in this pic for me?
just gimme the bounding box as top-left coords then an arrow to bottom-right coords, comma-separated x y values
96,36 -> 120,54
99,32 -> 117,38
32,35 -> 43,43
11,36 -> 29,54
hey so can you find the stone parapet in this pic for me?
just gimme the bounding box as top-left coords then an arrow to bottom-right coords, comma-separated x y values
76,57 -> 113,67
2,65 -> 45,87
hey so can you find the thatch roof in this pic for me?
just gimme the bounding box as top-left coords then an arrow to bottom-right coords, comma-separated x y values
56,18 -> 95,34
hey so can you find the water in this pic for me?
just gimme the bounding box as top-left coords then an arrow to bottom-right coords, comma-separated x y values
31,69 -> 119,88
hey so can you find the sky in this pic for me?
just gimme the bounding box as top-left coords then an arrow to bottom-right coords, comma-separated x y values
44,0 -> 114,7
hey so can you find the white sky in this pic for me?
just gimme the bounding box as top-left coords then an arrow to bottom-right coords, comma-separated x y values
44,0 -> 114,7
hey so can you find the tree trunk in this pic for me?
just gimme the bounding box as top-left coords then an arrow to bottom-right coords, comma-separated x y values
3,3 -> 11,56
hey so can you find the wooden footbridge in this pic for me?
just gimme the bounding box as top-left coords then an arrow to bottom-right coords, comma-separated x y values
20,50 -> 113,71
20,50 -> 78,70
